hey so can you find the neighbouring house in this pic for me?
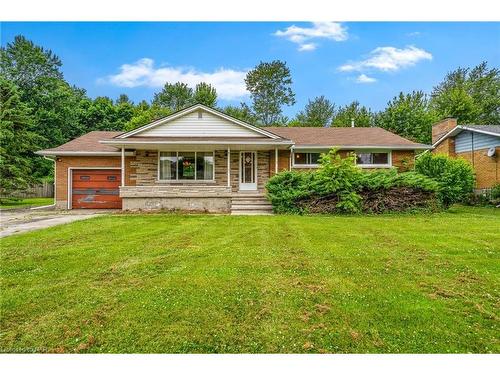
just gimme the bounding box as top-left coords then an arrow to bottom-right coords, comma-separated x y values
36,104 -> 430,213
432,118 -> 500,189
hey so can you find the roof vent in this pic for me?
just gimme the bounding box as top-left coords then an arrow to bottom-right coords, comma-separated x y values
198,110 -> 203,119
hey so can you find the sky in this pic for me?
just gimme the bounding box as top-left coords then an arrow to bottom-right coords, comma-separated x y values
1,22 -> 499,116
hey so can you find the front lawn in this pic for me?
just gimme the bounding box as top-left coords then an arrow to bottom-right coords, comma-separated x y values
0,197 -> 54,210
1,206 -> 498,353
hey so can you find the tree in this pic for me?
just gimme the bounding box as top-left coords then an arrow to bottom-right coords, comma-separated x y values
375,91 -> 439,144
0,35 -> 63,96
331,101 -> 374,127
245,60 -> 295,125
295,96 -> 335,127
152,82 -> 193,111
221,103 -> 258,124
0,78 -> 41,197
430,62 -> 500,124
124,105 -> 171,131
193,82 -> 217,107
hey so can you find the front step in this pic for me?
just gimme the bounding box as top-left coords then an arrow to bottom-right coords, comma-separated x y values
231,195 -> 273,215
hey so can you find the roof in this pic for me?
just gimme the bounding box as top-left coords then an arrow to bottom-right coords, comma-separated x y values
36,131 -> 125,156
432,124 -> 500,148
265,127 -> 430,149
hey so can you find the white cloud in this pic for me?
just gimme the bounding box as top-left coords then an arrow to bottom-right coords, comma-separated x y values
339,46 -> 432,72
407,31 -> 421,37
298,43 -> 317,51
356,74 -> 377,84
99,58 -> 248,100
274,22 -> 348,51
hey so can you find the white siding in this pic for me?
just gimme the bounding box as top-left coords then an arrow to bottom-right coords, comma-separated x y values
138,110 -> 265,138
455,130 -> 500,152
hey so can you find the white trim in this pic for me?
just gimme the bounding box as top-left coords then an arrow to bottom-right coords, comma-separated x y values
157,150 -> 216,182
293,144 -> 430,150
116,104 -> 282,140
432,125 -> 500,148
227,147 -> 231,188
67,167 -> 121,210
121,148 -> 125,187
101,140 -> 293,146
355,150 -> 393,169
239,151 -> 257,191
292,151 -> 323,168
36,151 -> 135,156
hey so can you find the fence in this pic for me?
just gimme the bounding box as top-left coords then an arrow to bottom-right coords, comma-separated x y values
4,182 -> 54,199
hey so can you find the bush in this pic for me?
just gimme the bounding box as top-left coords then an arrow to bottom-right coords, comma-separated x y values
266,149 -> 440,214
415,152 -> 475,207
491,184 -> 500,200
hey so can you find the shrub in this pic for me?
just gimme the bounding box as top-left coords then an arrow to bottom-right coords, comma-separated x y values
491,184 -> 500,200
415,152 -> 475,207
266,170 -> 313,214
266,149 -> 440,214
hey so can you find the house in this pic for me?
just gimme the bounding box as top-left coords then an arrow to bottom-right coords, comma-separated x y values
432,118 -> 500,189
36,104 -> 430,213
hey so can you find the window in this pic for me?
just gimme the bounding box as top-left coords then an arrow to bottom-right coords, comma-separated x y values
356,152 -> 390,167
294,152 -> 321,166
159,151 -> 214,181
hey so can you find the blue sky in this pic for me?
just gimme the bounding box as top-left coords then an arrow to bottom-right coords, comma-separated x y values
1,22 -> 499,116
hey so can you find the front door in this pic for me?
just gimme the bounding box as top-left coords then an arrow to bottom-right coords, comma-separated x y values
239,151 -> 257,190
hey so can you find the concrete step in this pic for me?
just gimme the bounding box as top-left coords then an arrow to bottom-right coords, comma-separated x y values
231,210 -> 274,216
231,204 -> 273,211
231,200 -> 271,205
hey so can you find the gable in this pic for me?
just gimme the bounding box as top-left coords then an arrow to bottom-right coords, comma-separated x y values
136,109 -> 267,138
455,130 -> 500,152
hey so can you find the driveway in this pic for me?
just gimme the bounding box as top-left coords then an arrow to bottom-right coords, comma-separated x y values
0,209 -> 114,238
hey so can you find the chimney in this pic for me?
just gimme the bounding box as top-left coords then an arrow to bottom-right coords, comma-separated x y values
432,117 -> 457,144
351,118 -> 355,128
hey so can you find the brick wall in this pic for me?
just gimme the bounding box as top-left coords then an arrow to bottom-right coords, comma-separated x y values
55,156 -> 135,209
269,150 -> 291,177
456,147 -> 500,189
433,138 -> 456,157
432,118 -> 457,143
391,150 -> 415,171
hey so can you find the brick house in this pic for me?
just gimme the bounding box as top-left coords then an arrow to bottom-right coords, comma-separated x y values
36,104 -> 430,213
432,118 -> 500,189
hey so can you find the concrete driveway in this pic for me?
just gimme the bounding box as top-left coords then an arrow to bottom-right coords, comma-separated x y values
0,209 -> 114,238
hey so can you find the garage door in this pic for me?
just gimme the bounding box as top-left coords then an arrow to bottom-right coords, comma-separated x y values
72,169 -> 122,209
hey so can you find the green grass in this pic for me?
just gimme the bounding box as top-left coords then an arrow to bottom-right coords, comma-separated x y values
1,206 -> 499,353
0,197 -> 54,209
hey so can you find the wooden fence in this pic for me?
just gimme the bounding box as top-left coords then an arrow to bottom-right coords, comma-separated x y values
5,182 -> 54,198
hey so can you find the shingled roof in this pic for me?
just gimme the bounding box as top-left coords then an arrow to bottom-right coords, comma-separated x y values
36,131 -> 124,155
265,127 -> 429,149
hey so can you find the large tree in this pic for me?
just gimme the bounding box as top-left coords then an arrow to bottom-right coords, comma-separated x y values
375,91 -> 439,144
430,62 -> 500,124
0,78 -> 41,196
331,101 -> 374,127
221,103 -> 258,124
294,96 -> 335,127
245,60 -> 295,125
193,82 -> 217,107
152,82 -> 193,111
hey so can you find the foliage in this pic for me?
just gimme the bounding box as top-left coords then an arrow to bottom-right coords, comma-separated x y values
491,184 -> 500,200
415,152 -> 475,207
430,62 -> 500,124
375,91 -> 439,144
193,82 -> 217,107
152,82 -> 193,111
245,60 -> 295,125
221,103 -> 258,124
267,149 -> 440,214
0,77 -> 42,196
124,105 -> 172,131
0,197 -> 53,209
331,101 -> 374,127
294,96 -> 335,127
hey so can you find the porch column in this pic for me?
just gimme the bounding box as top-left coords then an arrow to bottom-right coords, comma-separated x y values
121,147 -> 125,187
275,147 -> 278,174
227,147 -> 231,188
